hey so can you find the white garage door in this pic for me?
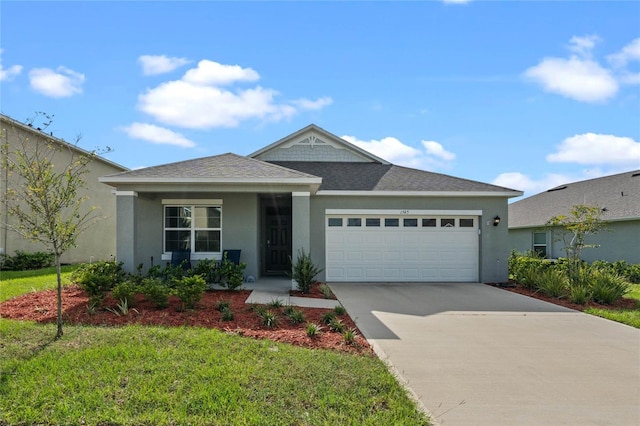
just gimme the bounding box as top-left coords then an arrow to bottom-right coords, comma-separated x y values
326,211 -> 479,282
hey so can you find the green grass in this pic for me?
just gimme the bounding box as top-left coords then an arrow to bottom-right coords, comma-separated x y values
0,265 -> 77,302
584,283 -> 640,328
0,320 -> 430,425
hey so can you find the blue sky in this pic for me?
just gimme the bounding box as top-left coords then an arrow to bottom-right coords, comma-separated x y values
1,1 -> 639,199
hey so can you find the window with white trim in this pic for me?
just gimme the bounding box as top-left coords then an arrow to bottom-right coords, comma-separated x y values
533,232 -> 547,258
164,205 -> 221,253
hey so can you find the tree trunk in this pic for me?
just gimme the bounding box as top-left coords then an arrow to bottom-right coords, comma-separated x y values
55,253 -> 63,339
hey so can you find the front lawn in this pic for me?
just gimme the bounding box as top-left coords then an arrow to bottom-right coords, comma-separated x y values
0,265 -> 77,302
0,319 -> 430,425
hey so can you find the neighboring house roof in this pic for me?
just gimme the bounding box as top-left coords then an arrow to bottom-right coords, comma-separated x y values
269,161 -> 521,195
509,170 -> 640,228
1,114 -> 128,172
249,123 -> 390,164
100,153 -> 322,186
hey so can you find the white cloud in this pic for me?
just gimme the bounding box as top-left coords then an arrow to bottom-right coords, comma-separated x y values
0,49 -> 22,81
524,56 -> 618,102
29,66 -> 85,98
138,55 -> 191,76
182,60 -> 259,85
523,35 -> 640,102
137,60 -> 332,129
442,0 -> 472,4
547,133 -> 640,167
493,172 -> 574,196
607,38 -> 640,68
568,34 -> 601,59
422,140 -> 456,161
342,135 -> 455,170
122,122 -> 196,148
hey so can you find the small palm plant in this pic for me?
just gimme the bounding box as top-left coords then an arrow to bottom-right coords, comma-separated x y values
291,248 -> 323,294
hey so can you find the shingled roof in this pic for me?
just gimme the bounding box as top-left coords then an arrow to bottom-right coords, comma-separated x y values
269,161 -> 521,193
509,170 -> 640,228
100,153 -> 321,183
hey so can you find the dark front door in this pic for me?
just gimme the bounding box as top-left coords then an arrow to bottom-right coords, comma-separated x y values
262,201 -> 292,275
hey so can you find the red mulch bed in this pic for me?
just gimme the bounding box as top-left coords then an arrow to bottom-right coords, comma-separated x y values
487,282 -> 638,311
0,286 -> 372,355
290,282 -> 337,299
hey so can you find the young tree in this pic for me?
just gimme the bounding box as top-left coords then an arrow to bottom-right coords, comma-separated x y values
545,204 -> 607,284
1,113 -> 106,338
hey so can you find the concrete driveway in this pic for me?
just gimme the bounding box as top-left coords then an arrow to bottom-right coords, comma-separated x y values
330,282 -> 640,426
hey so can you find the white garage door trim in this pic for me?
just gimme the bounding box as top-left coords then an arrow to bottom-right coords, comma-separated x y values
326,209 -> 480,282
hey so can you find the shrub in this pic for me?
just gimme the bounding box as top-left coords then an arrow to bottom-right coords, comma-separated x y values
319,283 -> 334,299
72,261 -> 126,305
193,259 -> 220,285
291,248 -> 322,294
173,275 -> 207,310
215,299 -> 230,312
509,251 -> 554,290
536,269 -> 568,299
217,255 -> 246,291
267,298 -> 284,309
221,307 -> 234,321
259,310 -> 278,328
568,284 -> 591,305
0,250 -> 54,270
329,318 -> 345,333
343,328 -> 358,345
306,322 -> 322,338
141,277 -> 171,309
111,280 -> 139,307
588,269 -> 629,304
322,311 -> 336,325
334,305 -> 347,316
285,307 -> 306,324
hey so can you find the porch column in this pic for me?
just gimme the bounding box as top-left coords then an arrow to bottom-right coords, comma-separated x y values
291,191 -> 311,260
114,191 -> 138,273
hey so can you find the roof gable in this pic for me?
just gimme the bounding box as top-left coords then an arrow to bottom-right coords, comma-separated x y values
249,124 -> 390,164
509,170 -> 640,227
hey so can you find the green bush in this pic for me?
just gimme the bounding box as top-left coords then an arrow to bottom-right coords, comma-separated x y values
305,322 -> 322,338
284,307 -> 306,324
0,250 -> 54,270
72,261 -> 126,305
334,305 -> 347,316
291,248 -> 322,294
221,307 -> 234,321
217,255 -> 246,291
141,278 -> 171,309
173,275 -> 207,310
215,299 -> 230,312
508,251 -> 553,289
588,269 -> 629,304
319,283 -> 334,299
259,310 -> 278,328
590,260 -> 640,284
536,269 -> 568,299
329,318 -> 345,333
321,311 -> 336,325
568,283 -> 591,305
193,259 -> 220,285
111,280 -> 139,307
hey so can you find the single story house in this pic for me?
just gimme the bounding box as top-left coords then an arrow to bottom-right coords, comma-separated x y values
1,114 -> 128,264
509,170 -> 640,264
100,124 -> 522,283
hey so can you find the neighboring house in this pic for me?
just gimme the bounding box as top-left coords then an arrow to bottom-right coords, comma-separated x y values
0,114 -> 128,264
509,170 -> 640,264
100,124 -> 522,283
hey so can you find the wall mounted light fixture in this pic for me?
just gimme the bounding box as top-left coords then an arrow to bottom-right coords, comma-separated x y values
493,215 -> 501,226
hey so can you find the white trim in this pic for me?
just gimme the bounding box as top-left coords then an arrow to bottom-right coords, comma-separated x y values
113,190 -> 138,197
99,176 -> 322,184
317,190 -> 523,198
161,253 -> 223,262
326,209 -> 483,216
292,192 -> 311,197
162,199 -> 223,205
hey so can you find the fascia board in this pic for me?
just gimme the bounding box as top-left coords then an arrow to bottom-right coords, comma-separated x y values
99,176 -> 322,185
317,190 -> 524,198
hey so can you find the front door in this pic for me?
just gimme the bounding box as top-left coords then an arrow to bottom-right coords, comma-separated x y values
262,197 -> 292,275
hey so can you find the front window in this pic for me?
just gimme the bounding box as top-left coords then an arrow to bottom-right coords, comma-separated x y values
533,232 -> 547,258
165,205 -> 221,253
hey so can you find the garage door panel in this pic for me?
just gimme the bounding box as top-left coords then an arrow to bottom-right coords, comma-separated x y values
327,214 -> 479,282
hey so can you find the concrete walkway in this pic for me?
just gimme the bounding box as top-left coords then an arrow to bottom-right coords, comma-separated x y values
330,282 -> 640,426
233,278 -> 341,309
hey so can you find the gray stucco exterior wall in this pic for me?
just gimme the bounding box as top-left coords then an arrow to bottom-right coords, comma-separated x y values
510,220 -> 640,264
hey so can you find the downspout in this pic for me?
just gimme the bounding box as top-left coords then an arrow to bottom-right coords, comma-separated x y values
1,125 -> 8,256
